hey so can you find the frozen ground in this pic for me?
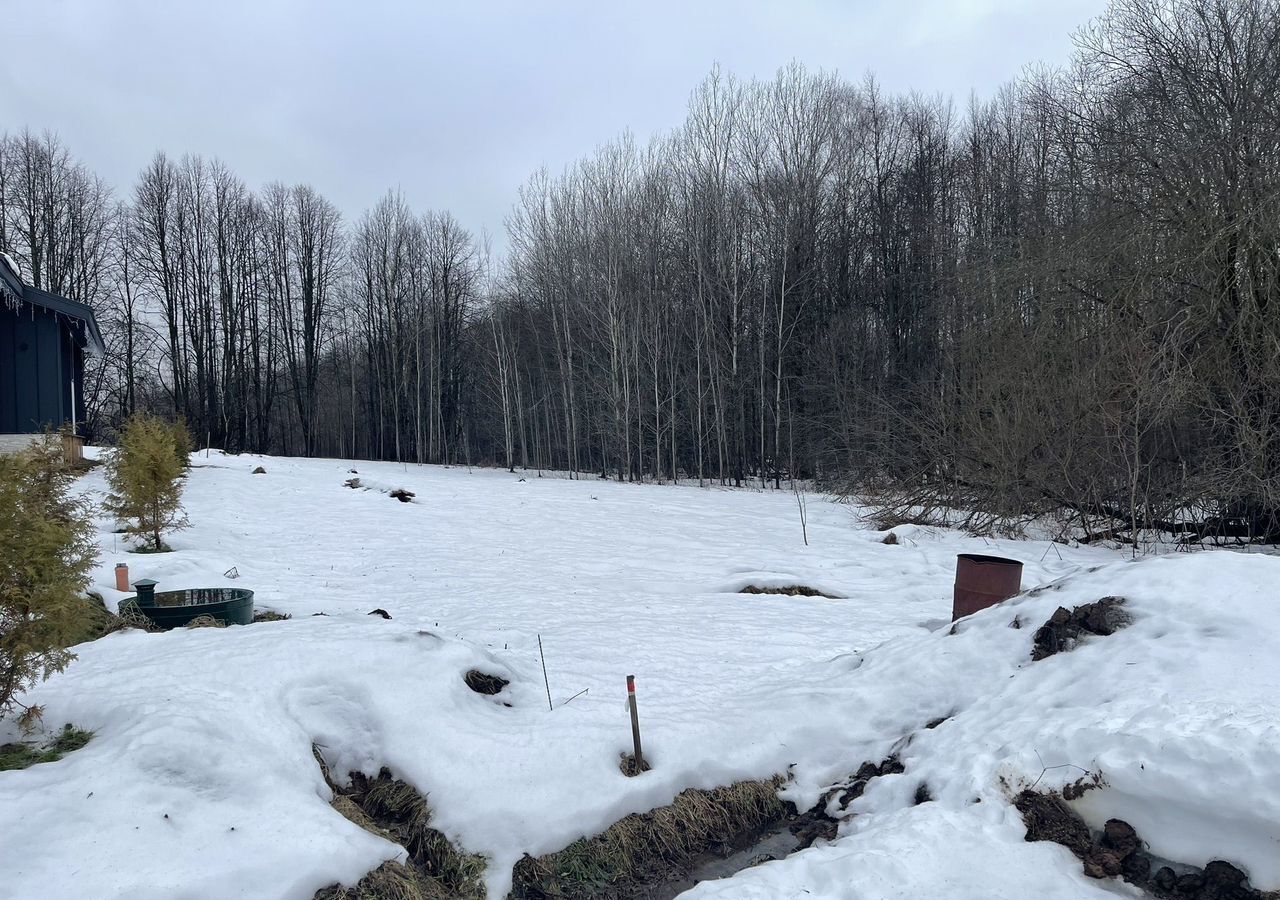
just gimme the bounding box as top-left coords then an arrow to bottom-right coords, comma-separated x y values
0,451 -> 1276,899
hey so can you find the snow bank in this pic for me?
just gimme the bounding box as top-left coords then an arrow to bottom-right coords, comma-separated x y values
687,551 -> 1280,898
2,454 -> 1273,899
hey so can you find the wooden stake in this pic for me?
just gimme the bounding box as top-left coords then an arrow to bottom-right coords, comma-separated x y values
627,675 -> 644,771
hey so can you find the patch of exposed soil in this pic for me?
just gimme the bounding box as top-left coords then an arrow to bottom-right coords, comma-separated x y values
739,584 -> 835,598
464,670 -> 509,695
618,752 -> 653,777
1015,788 -> 1275,899
820,756 -> 906,812
1032,596 -> 1129,660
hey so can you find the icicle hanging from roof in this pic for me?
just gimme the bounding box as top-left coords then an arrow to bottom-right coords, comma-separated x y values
0,251 -> 22,312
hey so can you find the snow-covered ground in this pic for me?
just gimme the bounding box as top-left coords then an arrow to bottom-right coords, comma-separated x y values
1,451 -> 1276,899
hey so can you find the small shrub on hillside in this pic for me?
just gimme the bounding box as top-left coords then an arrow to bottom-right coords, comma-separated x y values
105,413 -> 190,552
0,436 -> 98,729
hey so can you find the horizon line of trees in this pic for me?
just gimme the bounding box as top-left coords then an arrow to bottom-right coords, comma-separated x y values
2,0 -> 1278,542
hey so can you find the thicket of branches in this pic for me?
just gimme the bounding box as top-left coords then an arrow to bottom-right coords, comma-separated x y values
1,0 -> 1277,541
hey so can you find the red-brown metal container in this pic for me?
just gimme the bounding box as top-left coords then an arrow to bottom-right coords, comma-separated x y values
952,554 -> 1023,620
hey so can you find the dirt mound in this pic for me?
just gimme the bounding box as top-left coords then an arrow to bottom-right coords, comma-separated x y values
1015,788 -> 1270,898
464,670 -> 508,695
1031,596 -> 1129,660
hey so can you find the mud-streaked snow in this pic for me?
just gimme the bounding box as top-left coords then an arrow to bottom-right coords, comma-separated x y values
0,451 -> 1275,899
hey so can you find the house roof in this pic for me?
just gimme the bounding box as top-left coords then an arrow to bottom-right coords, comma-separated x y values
0,252 -> 105,354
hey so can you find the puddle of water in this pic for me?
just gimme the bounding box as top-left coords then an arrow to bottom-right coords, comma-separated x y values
640,826 -> 802,899
692,828 -> 800,881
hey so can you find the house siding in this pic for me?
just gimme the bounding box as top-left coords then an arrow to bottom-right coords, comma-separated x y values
0,302 -> 71,433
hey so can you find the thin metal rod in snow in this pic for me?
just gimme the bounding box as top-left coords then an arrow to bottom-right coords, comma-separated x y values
560,687 -> 589,707
538,634 -> 553,712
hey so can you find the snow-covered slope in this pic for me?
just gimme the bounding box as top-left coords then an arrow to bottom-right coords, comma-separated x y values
686,551 -> 1280,898
1,452 -> 1274,899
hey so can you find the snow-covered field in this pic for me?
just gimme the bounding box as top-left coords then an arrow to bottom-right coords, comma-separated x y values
2,451 -> 1277,899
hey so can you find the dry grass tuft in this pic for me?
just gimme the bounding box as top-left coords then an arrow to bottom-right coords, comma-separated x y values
739,584 -> 834,598
361,777 -> 486,891
311,749 -> 486,900
314,861 -> 435,900
103,603 -> 162,634
464,670 -> 509,695
184,615 -> 228,629
512,776 -> 787,897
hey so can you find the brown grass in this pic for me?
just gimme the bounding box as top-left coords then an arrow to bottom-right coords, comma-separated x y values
739,584 -> 835,598
312,748 -> 486,900
314,861 -> 437,900
103,603 -> 162,635
512,776 -> 787,898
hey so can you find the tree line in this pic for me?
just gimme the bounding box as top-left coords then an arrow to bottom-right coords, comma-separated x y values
2,0 -> 1278,541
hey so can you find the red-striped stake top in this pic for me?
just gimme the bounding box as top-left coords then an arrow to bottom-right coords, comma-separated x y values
627,675 -> 636,693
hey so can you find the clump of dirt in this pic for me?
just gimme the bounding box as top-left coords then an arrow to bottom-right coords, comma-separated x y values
312,749 -> 485,900
821,756 -> 906,811
1015,789 -> 1271,898
510,777 -> 789,899
390,489 -> 415,503
464,670 -> 509,695
739,584 -> 835,598
1014,790 -> 1093,856
618,752 -> 653,777
1031,596 -> 1129,660
253,610 -> 291,623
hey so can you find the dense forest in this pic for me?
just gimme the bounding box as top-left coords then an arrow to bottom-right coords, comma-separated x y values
2,0 -> 1278,541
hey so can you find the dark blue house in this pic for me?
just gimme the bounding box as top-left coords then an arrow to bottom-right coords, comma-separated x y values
0,252 -> 104,452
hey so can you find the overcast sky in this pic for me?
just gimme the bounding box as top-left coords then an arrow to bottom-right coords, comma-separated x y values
1,0 -> 1107,252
